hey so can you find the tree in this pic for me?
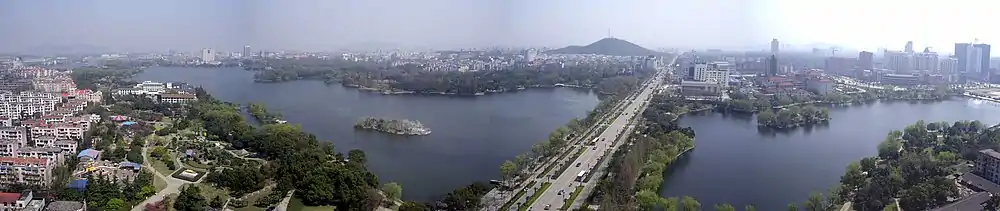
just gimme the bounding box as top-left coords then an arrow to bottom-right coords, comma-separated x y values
381,182 -> 403,201
802,192 -> 825,211
840,162 -> 866,192
348,149 -> 367,165
636,190 -> 660,211
500,160 -> 517,184
681,196 -> 700,211
175,185 -> 207,211
714,204 -> 736,211
105,198 -> 125,210
787,203 -> 798,211
210,195 -> 225,208
745,204 -> 756,211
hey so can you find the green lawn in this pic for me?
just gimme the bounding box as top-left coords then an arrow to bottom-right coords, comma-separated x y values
150,158 -> 176,176
184,160 -> 213,171
148,169 -> 167,191
517,182 -> 551,211
196,183 -> 230,201
288,197 -> 336,211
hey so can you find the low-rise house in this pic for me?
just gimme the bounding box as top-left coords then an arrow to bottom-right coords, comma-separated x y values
0,190 -> 41,211
76,149 -> 100,162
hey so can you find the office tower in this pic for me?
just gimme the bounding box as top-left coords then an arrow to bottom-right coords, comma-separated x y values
770,39 -> 779,55
940,57 -> 958,74
884,51 -> 911,71
955,43 -> 971,73
858,51 -> 874,70
243,45 -> 251,58
975,44 -> 992,79
201,48 -> 215,62
766,55 -> 778,76
904,41 -> 914,53
913,52 -> 939,71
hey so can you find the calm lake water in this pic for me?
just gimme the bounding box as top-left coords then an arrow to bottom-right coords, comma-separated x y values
133,67 -> 600,201
659,99 -> 1000,210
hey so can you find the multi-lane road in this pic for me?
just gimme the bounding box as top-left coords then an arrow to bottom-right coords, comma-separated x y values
526,55 -> 677,210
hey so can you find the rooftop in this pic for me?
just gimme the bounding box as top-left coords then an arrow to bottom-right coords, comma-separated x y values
44,201 -> 85,211
980,149 -> 1000,160
0,192 -> 20,203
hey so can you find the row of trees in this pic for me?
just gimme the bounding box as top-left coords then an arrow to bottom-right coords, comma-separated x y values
249,57 -> 650,95
69,67 -> 143,90
247,103 -> 282,124
596,94 -> 697,210
756,106 -> 829,129
837,120 -> 1000,211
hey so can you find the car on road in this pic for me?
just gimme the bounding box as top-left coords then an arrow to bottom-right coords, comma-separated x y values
545,204 -> 551,210
576,162 -> 581,167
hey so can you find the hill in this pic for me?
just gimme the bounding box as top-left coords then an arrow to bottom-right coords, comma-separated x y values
545,38 -> 658,56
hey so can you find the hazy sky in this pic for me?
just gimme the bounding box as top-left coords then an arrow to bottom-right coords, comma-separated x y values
0,0 -> 996,53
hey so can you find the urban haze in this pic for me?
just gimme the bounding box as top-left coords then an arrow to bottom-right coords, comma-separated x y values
2,1 -> 1000,211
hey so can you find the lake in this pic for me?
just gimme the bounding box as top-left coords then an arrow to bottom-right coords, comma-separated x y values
133,67 -> 600,201
659,99 -> 1000,210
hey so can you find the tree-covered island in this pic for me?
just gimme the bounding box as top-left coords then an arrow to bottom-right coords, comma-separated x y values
756,105 -> 830,129
354,117 -> 432,136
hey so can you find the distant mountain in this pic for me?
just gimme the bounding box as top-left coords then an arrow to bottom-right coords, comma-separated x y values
545,38 -> 658,56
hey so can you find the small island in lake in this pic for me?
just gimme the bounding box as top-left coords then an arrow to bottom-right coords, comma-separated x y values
756,105 -> 830,129
354,117 -> 432,136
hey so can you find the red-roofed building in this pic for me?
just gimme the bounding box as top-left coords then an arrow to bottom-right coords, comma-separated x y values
0,156 -> 53,188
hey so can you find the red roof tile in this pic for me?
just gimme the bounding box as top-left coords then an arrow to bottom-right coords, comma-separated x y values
0,157 -> 47,165
0,193 -> 20,203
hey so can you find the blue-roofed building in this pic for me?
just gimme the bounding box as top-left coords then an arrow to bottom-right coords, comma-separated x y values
68,179 -> 86,191
76,149 -> 100,162
121,121 -> 137,127
118,161 -> 140,171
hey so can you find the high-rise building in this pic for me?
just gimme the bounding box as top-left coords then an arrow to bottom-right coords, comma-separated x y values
693,63 -> 728,86
770,39 -> 779,55
904,41 -> 914,53
974,44 -> 991,79
766,55 -> 778,76
955,43 -> 971,73
940,57 -> 958,74
885,51 -> 911,71
201,48 -> 215,62
913,52 -> 939,71
243,45 -> 252,58
525,48 -> 538,62
858,51 -> 874,70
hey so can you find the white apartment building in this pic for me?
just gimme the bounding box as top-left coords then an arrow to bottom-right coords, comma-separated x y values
0,127 -> 26,144
0,157 -> 53,188
692,63 -> 729,86
0,92 -> 59,120
137,81 -> 166,93
0,140 -> 22,157
202,48 -> 215,62
159,93 -> 197,104
16,147 -> 63,165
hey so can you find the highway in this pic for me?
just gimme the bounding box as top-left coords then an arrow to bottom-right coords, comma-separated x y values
526,54 -> 677,210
